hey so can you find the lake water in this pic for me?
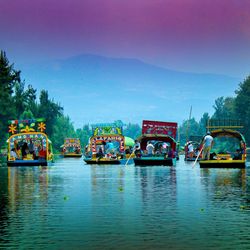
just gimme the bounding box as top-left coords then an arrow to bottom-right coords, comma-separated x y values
0,156 -> 249,250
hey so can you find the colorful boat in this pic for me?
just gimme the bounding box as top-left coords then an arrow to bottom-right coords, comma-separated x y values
133,120 -> 178,166
184,135 -> 203,161
61,138 -> 82,157
199,119 -> 246,168
84,122 -> 127,164
7,119 -> 53,166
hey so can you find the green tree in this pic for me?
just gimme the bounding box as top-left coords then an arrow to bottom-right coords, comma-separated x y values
20,110 -> 35,119
179,118 -> 200,146
51,115 -> 77,151
212,97 -> 225,119
234,76 -> 250,143
198,112 -> 210,135
0,51 -> 20,147
13,77 -> 26,118
212,96 -> 236,119
223,97 -> 236,118
25,84 -> 38,116
38,90 -> 63,137
123,123 -> 141,139
76,124 -> 92,148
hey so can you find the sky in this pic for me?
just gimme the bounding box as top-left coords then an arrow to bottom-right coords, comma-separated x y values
1,0 -> 250,77
0,0 -> 250,127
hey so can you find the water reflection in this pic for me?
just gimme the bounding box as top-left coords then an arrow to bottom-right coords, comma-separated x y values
200,168 -> 246,186
0,157 -> 249,249
7,166 -> 49,212
0,166 -> 9,245
134,167 -> 177,204
200,168 -> 249,209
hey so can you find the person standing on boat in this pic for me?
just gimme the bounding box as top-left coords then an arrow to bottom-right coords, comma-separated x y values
202,132 -> 214,160
188,142 -> 194,158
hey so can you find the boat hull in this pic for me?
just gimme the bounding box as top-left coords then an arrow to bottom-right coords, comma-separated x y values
134,157 -> 175,166
84,158 -> 121,165
199,160 -> 246,168
184,157 -> 201,162
7,160 -> 50,167
63,153 -> 82,158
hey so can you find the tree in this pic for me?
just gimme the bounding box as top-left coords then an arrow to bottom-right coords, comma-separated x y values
0,51 -> 20,147
123,123 -> 141,139
212,97 -> 225,118
20,110 -> 35,119
51,115 -> 77,151
76,124 -> 92,148
38,90 -> 63,137
13,78 -> 27,118
212,96 -> 236,119
25,84 -> 38,116
198,112 -> 210,135
178,118 -> 201,146
234,75 -> 250,143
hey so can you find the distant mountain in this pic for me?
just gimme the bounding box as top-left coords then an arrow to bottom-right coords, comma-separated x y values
20,54 -> 241,128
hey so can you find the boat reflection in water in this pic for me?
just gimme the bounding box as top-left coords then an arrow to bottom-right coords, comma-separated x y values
0,157 -> 249,249
200,168 -> 249,207
7,166 -> 50,211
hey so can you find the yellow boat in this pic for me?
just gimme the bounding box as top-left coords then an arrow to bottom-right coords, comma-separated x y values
7,119 -> 53,166
199,120 -> 246,168
84,134 -> 126,164
83,122 -> 131,165
61,138 -> 82,158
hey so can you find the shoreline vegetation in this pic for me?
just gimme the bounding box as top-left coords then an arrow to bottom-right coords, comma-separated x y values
1,50 -> 250,153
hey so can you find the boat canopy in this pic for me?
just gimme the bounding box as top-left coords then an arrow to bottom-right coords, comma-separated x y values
90,134 -> 125,153
208,129 -> 246,142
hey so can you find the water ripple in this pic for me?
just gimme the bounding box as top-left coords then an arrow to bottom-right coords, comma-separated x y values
0,156 -> 249,249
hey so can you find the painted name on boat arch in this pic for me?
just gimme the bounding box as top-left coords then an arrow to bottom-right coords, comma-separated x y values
9,133 -> 47,143
91,135 -> 125,153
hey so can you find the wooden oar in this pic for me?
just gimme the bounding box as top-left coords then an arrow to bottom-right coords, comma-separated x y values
192,145 -> 204,167
125,150 -> 135,166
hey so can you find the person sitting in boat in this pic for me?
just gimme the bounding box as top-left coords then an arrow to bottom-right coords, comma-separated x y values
102,141 -> 107,154
96,146 -> 104,158
28,139 -> 35,154
194,146 -> 200,158
133,140 -> 142,157
74,146 -> 80,154
108,151 -> 117,160
161,143 -> 168,155
167,148 -> 174,158
239,140 -> 245,154
10,148 -> 18,160
233,149 -> 242,160
21,142 -> 29,159
38,146 -> 47,161
15,145 -> 21,159
146,141 -> 155,156
155,144 -> 162,155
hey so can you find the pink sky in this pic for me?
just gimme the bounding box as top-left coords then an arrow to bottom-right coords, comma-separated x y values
1,0 -> 250,77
